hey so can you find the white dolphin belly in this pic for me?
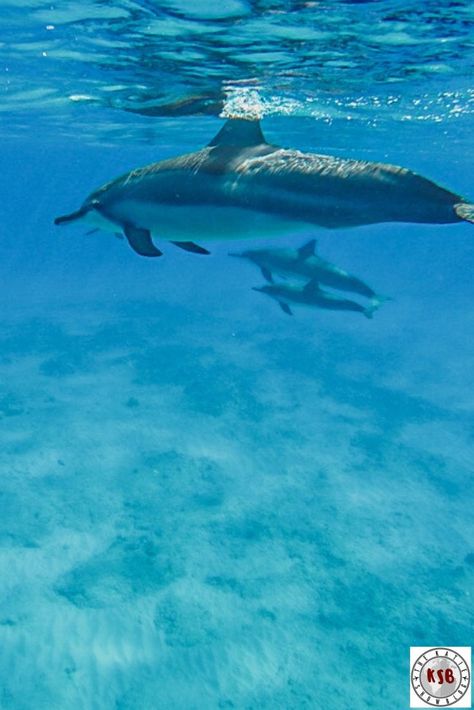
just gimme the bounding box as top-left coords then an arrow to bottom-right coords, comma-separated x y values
107,200 -> 313,241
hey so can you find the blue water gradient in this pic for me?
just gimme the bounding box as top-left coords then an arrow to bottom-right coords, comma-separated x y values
0,116 -> 472,708
1,0 -> 474,703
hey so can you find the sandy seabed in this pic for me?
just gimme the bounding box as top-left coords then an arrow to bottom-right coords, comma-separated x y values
0,298 -> 472,710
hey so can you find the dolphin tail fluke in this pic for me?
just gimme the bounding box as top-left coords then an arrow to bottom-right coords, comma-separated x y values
372,294 -> 392,306
454,203 -> 474,224
363,297 -> 388,319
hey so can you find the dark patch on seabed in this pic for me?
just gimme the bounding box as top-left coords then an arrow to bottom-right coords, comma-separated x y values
0,300 -> 472,708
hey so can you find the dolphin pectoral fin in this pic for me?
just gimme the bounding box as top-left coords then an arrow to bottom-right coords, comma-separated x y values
298,238 -> 317,260
279,301 -> 293,316
123,226 -> 162,257
85,228 -> 99,236
261,267 -> 274,283
171,241 -> 210,255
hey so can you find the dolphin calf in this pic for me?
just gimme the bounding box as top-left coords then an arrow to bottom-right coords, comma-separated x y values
230,238 -> 382,300
55,118 -> 474,257
253,279 -> 380,318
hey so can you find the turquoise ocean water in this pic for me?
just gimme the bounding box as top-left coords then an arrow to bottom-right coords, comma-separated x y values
0,1 -> 473,708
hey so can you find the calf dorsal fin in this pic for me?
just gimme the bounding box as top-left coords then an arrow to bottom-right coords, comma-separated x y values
208,118 -> 266,147
303,278 -> 321,296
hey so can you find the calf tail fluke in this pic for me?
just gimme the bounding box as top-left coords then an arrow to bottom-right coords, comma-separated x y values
364,295 -> 391,319
363,304 -> 379,319
454,203 -> 474,224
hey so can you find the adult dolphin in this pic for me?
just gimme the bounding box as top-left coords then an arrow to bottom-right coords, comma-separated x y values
55,118 -> 474,257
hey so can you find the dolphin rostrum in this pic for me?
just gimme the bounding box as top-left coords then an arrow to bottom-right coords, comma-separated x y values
253,279 -> 381,318
230,238 -> 384,301
55,118 -> 474,257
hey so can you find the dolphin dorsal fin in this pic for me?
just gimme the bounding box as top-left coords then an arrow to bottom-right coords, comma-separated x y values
208,118 -> 266,147
298,239 -> 317,260
303,278 -> 321,296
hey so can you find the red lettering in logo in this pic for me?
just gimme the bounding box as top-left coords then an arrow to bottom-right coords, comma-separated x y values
426,668 -> 456,685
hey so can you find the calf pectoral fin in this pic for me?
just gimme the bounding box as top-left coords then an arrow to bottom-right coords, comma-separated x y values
171,241 -> 210,255
279,301 -> 293,316
124,226 -> 162,257
261,267 -> 274,283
